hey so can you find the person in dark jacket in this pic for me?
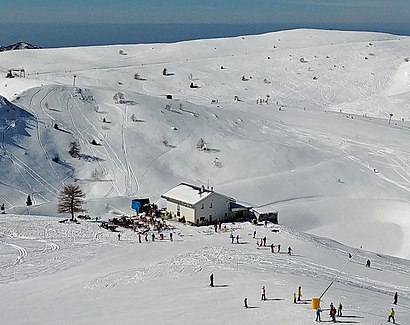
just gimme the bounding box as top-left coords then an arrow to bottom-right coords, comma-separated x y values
393,292 -> 398,305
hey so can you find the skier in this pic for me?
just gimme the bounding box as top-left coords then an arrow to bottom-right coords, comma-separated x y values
288,246 -> 293,255
145,233 -> 148,242
293,292 -> 297,304
230,233 -> 234,244
297,286 -> 302,301
244,297 -> 248,308
329,302 -> 334,316
315,307 -> 322,322
260,238 -> 263,246
170,232 -> 173,242
138,233 -> 141,243
337,302 -> 342,317
393,292 -> 398,305
117,233 -> 121,241
330,305 -> 336,322
261,286 -> 266,301
151,233 -> 155,241
388,308 -> 395,324
253,230 -> 256,238
277,244 -> 281,253
270,243 -> 274,253
366,259 -> 371,267
210,273 -> 214,287
263,236 -> 267,246
236,235 -> 240,244
348,253 -> 352,259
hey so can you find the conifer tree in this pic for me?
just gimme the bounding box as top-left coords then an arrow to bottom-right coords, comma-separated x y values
26,195 -> 32,206
57,184 -> 86,220
68,141 -> 80,158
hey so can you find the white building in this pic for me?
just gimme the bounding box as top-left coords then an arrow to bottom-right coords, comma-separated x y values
161,183 -> 235,225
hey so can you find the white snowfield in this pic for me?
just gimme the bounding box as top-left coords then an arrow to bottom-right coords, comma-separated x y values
0,29 -> 410,324
0,215 -> 409,324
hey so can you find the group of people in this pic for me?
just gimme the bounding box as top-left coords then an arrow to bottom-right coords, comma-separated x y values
244,285 -> 268,308
117,231 -> 174,243
315,302 -> 342,322
252,230 -> 292,255
315,292 -> 399,323
230,233 -> 240,244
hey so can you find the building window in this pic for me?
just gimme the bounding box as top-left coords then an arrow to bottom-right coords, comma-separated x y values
209,202 -> 213,208
177,204 -> 180,217
201,203 -> 204,209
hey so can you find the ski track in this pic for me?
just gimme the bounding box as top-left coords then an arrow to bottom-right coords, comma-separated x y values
87,241 -> 410,302
114,102 -> 140,196
140,125 -> 196,179
69,94 -> 128,192
0,216 -> 109,285
66,92 -> 120,196
1,128 -> 42,198
7,243 -> 28,265
34,87 -> 65,185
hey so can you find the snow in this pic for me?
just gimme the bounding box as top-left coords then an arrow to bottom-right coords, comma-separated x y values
162,183 -> 214,205
0,28 -> 410,324
0,215 -> 409,324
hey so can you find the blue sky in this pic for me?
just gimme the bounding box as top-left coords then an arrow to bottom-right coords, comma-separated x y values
4,0 -> 410,25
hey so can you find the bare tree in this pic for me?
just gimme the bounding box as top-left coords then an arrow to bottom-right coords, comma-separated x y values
69,141 -> 80,158
57,184 -> 86,221
197,138 -> 206,151
91,168 -> 99,181
113,92 -> 126,104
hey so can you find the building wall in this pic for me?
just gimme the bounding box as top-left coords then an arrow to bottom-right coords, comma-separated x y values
254,211 -> 279,224
194,193 -> 231,224
166,200 -> 195,223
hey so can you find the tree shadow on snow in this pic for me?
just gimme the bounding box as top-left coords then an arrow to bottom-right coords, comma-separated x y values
79,154 -> 104,162
265,298 -> 284,301
213,284 -> 230,288
204,148 -> 221,153
56,128 -> 72,135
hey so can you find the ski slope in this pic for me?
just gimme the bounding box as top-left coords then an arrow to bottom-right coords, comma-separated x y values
0,215 -> 409,324
0,29 -> 410,324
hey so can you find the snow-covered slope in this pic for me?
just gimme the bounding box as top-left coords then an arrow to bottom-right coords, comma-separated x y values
0,216 -> 409,325
1,28 -> 410,325
1,29 -> 410,258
